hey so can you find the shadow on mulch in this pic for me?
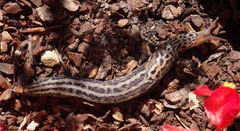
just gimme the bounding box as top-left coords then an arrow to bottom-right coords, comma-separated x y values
198,0 -> 240,51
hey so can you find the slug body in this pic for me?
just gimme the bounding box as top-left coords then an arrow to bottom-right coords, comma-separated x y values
20,18 -> 225,104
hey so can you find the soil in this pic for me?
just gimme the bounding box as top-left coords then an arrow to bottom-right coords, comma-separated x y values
0,0 -> 240,130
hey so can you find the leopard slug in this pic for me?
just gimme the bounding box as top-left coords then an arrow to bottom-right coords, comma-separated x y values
17,18 -> 226,104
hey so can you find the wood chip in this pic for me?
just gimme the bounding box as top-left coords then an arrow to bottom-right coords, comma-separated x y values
78,42 -> 90,54
120,60 -> 138,75
0,89 -> 12,102
200,62 -> 221,79
88,66 -> 98,78
61,0 -> 80,11
0,63 -> 13,74
66,51 -> 85,67
118,19 -> 129,27
229,50 -> 240,60
153,102 -> 164,115
0,41 -> 8,53
26,121 -> 39,131
30,0 -> 42,7
140,104 -> 151,117
95,55 -> 112,79
36,5 -> 54,22
2,31 -> 13,41
3,2 -> 22,14
13,99 -> 22,111
165,88 -> 188,103
127,0 -> 145,10
0,75 -> 11,89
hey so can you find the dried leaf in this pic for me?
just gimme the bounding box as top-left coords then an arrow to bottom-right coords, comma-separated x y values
112,107 -> 124,122
188,92 -> 199,110
26,121 -> 39,131
153,102 -> 164,115
95,55 -> 112,79
61,0 -> 80,11
0,75 -> 11,89
0,89 -> 12,101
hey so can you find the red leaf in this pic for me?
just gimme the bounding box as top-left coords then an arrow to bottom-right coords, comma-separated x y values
204,86 -> 240,130
194,85 -> 213,96
161,124 -> 198,131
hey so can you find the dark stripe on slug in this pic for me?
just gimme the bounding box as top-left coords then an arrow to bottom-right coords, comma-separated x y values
72,82 -> 87,89
113,87 -> 123,93
87,86 -> 105,93
67,88 -> 73,93
159,59 -> 164,65
107,88 -> 111,93
28,81 -> 87,89
103,81 -> 153,103
27,88 -> 103,102
150,69 -> 156,74
125,73 -> 146,90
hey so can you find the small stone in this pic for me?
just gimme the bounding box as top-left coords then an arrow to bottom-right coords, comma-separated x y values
162,5 -> 182,20
190,15 -> 204,28
61,0 -> 80,11
3,2 -> 22,14
41,50 -> 60,67
36,5 -> 54,22
118,19 -> 129,27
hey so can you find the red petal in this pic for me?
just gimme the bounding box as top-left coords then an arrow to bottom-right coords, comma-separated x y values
194,85 -> 213,96
161,124 -> 198,131
204,86 -> 240,130
0,123 -> 5,131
